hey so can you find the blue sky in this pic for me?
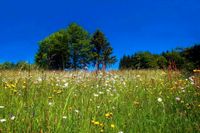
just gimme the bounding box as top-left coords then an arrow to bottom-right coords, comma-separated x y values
0,0 -> 200,69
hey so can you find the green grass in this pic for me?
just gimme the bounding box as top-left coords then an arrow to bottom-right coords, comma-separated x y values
0,70 -> 199,133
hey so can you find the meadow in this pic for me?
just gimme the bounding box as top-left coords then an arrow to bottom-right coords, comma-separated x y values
0,70 -> 199,133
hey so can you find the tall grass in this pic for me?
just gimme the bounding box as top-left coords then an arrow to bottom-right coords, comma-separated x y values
0,70 -> 199,132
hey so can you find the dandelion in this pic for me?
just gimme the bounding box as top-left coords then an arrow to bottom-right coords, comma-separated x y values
100,123 -> 104,127
91,120 -> 95,124
0,119 -> 6,123
94,121 -> 100,126
157,97 -> 162,102
111,124 -> 115,128
105,112 -> 113,118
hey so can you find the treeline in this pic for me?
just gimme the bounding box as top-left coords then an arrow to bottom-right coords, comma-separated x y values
119,44 -> 200,71
35,23 -> 116,70
0,61 -> 37,70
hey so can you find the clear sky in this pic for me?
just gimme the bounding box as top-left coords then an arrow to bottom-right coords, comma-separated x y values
0,0 -> 200,69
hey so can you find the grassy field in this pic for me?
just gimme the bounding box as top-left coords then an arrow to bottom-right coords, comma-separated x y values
0,70 -> 199,133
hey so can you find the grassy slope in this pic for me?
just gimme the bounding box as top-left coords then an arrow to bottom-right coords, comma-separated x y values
0,70 -> 199,132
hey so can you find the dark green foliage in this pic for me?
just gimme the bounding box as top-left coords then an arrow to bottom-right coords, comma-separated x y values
35,24 -> 116,70
0,61 -> 37,70
119,44 -> 200,71
91,30 -> 116,70
0,62 -> 15,70
162,50 -> 185,69
182,44 -> 200,70
66,23 -> 91,70
35,30 -> 70,70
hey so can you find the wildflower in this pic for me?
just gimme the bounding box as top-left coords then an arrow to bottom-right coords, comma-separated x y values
64,83 -> 68,87
99,91 -> 104,94
94,121 -> 100,126
136,75 -> 141,78
0,106 -> 5,109
11,116 -> 15,120
62,116 -> 67,119
118,131 -> 124,133
0,119 -> 6,123
48,96 -> 53,99
37,77 -> 42,82
100,123 -> 104,127
48,102 -> 53,106
93,93 -> 99,97
157,97 -> 162,102
105,112 -> 113,118
100,129 -> 104,133
91,120 -> 95,124
133,101 -> 140,106
11,84 -> 16,88
176,97 -> 181,101
111,124 -> 115,128
13,89 -> 17,93
56,90 -> 62,94
74,109 -> 79,113
193,69 -> 200,73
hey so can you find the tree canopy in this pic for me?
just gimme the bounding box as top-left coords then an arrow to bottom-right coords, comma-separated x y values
35,23 -> 116,70
119,44 -> 200,71
91,30 -> 117,71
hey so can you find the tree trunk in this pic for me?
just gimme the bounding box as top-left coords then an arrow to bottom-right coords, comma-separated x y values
102,61 -> 106,71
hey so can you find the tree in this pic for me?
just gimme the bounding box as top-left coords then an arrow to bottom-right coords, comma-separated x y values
66,23 -> 91,70
182,44 -> 200,69
91,30 -> 116,71
163,50 -> 185,69
35,23 -> 93,70
35,30 -> 70,70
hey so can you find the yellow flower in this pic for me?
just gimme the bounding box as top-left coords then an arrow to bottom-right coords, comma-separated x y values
105,112 -> 113,118
100,129 -> 104,132
100,123 -> 104,127
56,90 -> 62,94
48,96 -> 53,99
111,124 -> 115,128
94,121 -> 100,126
133,101 -> 140,106
91,120 -> 95,124
193,69 -> 200,73
11,84 -> 16,88
13,89 -> 17,93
